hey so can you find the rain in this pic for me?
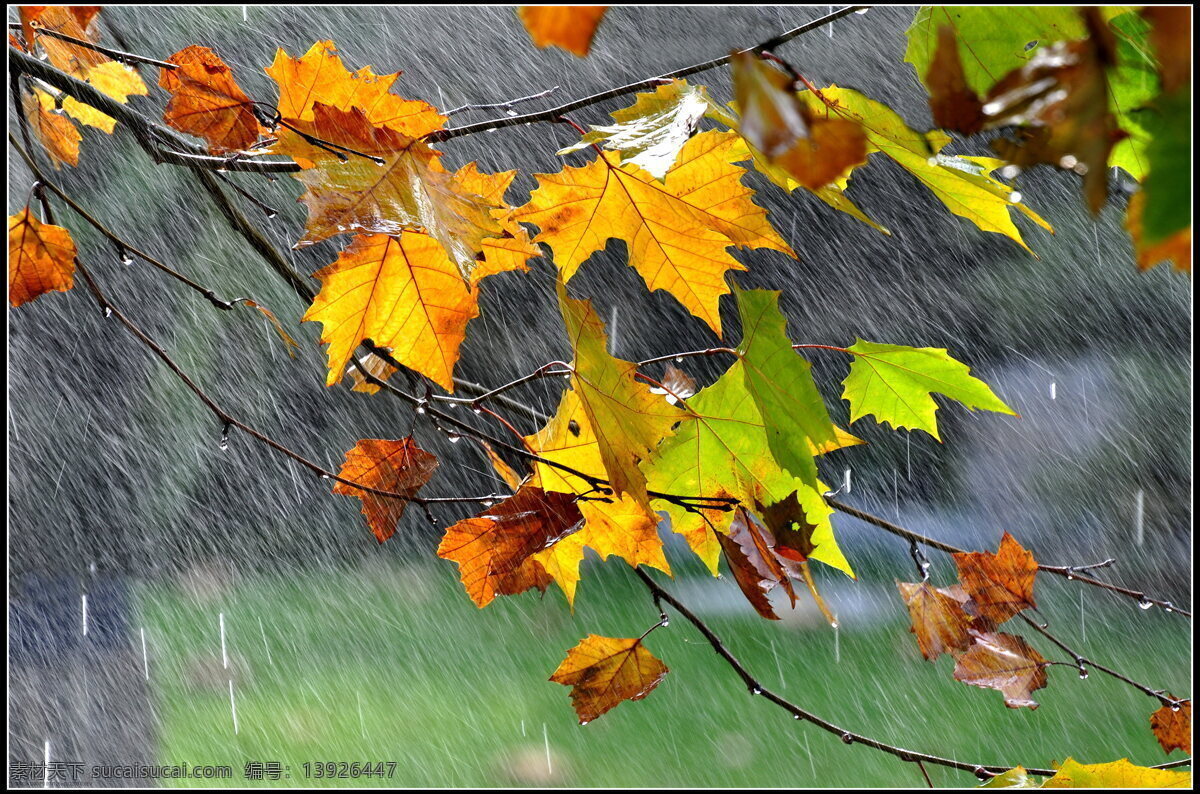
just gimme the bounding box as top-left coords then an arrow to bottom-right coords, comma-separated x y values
8,5 -> 1192,788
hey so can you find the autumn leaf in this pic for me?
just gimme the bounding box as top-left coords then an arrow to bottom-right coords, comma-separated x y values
1041,758 -> 1192,788
549,634 -> 667,723
925,26 -> 984,135
347,351 -> 398,395
797,86 -> 1052,255
159,45 -> 261,153
452,162 -> 543,285
1150,698 -> 1191,755
730,52 -> 867,191
333,437 -> 438,542
953,630 -> 1048,709
58,60 -> 147,134
1142,6 -> 1192,94
896,581 -> 973,661
1126,191 -> 1191,273
303,232 -> 479,392
841,339 -> 1016,441
953,532 -> 1037,624
437,487 -> 584,607
518,6 -> 608,57
264,40 -> 446,137
559,79 -> 714,179
519,130 -> 793,334
25,5 -> 106,78
557,282 -> 683,504
717,507 -> 797,621
648,363 -> 698,405
22,89 -> 81,168
1136,89 -> 1191,256
9,207 -> 77,307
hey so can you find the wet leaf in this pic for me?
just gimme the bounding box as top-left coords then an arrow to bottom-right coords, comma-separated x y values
716,507 -> 797,620
953,532 -> 1038,624
517,130 -> 794,334
842,339 -> 1017,441
22,88 -> 81,168
333,437 -> 438,543
518,6 -> 608,57
25,5 -> 106,78
1041,758 -> 1192,788
304,232 -> 479,392
1150,698 -> 1191,755
979,766 -> 1039,788
1126,191 -> 1191,273
1142,6 -> 1192,93
925,25 -> 984,134
62,60 -> 148,133
952,630 -> 1048,709
549,634 -> 668,723
896,580 -> 973,661
438,487 -> 583,607
648,363 -> 698,405
160,45 -> 261,153
348,351 -> 398,395
9,206 -> 76,307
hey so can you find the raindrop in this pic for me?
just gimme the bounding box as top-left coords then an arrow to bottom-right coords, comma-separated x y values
982,101 -> 1002,116
1009,191 -> 1022,204
1170,703 -> 1182,713
660,617 -> 669,627
841,732 -> 853,744
120,251 -> 133,266
974,767 -> 991,781
1000,164 -> 1021,179
750,686 -> 762,695
1138,598 -> 1153,610
854,7 -> 869,13
447,432 -> 461,443
265,211 -> 277,219
505,109 -> 518,117
103,307 -> 113,318
219,422 -> 230,451
1078,668 -> 1089,679
793,714 -> 802,720
1163,602 -> 1174,613
675,356 -> 684,364
320,473 -> 331,480
472,406 -> 483,415
1058,154 -> 1078,169
579,720 -> 589,726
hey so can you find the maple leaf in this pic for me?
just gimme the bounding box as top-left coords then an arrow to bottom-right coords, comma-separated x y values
648,363 -> 698,405
517,130 -> 794,334
558,282 -> 683,505
952,532 -> 1037,624
9,207 -> 77,307
347,350 -> 398,395
437,487 -> 583,608
24,6 -> 106,78
159,45 -> 261,153
643,360 -> 853,578
273,104 -> 505,279
924,26 -> 984,135
797,86 -> 1053,255
61,60 -> 148,134
303,232 -> 479,392
332,437 -> 438,542
1142,7 -> 1192,94
549,634 -> 667,723
716,507 -> 798,621
952,630 -> 1048,709
264,40 -> 446,137
841,339 -> 1016,441
558,79 -> 713,179
452,162 -> 542,285
896,581 -> 973,661
22,89 -> 81,169
734,286 -> 837,487
729,52 -> 867,191
1041,758 -> 1192,788
1150,698 -> 1191,755
518,6 -> 608,57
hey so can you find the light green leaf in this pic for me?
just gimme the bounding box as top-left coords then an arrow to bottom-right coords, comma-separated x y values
842,339 -> 1016,440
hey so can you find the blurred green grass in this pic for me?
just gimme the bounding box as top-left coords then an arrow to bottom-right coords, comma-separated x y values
136,558 -> 1189,787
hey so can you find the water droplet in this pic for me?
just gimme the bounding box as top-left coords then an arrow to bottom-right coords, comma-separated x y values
854,7 -> 870,14
829,620 -> 840,630
1066,573 -> 1074,580
320,474 -> 331,480
219,425 -> 230,451
1058,154 -> 1078,169
974,767 -> 991,781
660,618 -> 669,627
472,406 -> 483,415
675,356 -> 684,364
1078,668 -> 1088,679
579,720 -> 589,726
1138,598 -> 1153,610
265,211 -> 277,219
120,252 -> 133,266
841,733 -> 853,744
447,433 -> 461,444
750,686 -> 762,695
793,714 -> 801,720
505,109 -> 518,117
1170,703 -> 1181,713
1009,191 -> 1022,204
103,307 -> 112,318
982,101 -> 1002,117
1000,165 -> 1021,179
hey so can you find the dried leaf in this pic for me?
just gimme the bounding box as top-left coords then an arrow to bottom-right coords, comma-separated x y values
896,581 -> 973,661
160,45 -> 260,153
926,26 -> 984,134
549,634 -> 667,723
648,363 -> 698,405
1150,698 -> 1191,755
348,351 -> 398,395
27,6 -> 105,78
952,630 -> 1048,709
953,532 -> 1037,624
333,437 -> 438,542
9,207 -> 77,307
518,6 -> 608,57
716,507 -> 796,620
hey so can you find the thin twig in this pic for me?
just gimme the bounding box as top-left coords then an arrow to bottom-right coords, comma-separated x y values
12,22 -> 180,69
444,85 -> 560,116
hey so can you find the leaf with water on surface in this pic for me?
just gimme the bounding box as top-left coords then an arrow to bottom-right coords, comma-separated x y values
1150,698 -> 1191,755
952,630 -> 1048,709
9,207 -> 77,307
1041,758 -> 1192,788
333,437 -> 438,543
550,634 -> 668,723
953,532 -> 1037,624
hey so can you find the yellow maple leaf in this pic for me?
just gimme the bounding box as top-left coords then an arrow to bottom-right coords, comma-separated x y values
62,61 -> 148,134
9,207 -> 77,307
517,130 -> 794,334
304,232 -> 479,392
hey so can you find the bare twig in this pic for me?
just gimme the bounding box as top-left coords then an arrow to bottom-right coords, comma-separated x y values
444,85 -> 560,117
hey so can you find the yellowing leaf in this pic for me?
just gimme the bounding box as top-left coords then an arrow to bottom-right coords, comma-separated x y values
348,351 -> 398,395
9,207 -> 77,307
23,89 -> 81,169
1127,187 -> 1191,274
550,634 -> 668,723
452,162 -> 542,285
952,630 -> 1049,709
953,532 -> 1038,624
896,580 -> 973,661
264,40 -> 446,137
1041,758 -> 1192,788
160,45 -> 261,153
519,130 -> 793,334
841,339 -> 1017,441
518,6 -> 608,57
304,232 -> 479,392
62,60 -> 148,133
332,437 -> 438,542
28,6 -> 105,79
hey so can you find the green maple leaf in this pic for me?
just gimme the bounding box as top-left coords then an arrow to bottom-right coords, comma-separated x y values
841,340 -> 1016,440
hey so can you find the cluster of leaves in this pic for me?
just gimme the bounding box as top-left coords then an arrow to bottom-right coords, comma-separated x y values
7,5 -> 1191,781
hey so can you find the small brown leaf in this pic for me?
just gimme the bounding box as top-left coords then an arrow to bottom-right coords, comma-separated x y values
926,26 -> 984,134
896,581 -> 973,661
550,634 -> 668,723
953,630 -> 1048,709
518,6 -> 608,57
1150,698 -> 1191,755
1126,191 -> 1191,273
1142,7 -> 1192,93
9,206 -> 77,307
332,437 -> 438,542
716,507 -> 795,620
438,487 -> 583,607
652,363 -> 697,404
757,491 -> 817,563
160,45 -> 260,153
953,532 -> 1037,624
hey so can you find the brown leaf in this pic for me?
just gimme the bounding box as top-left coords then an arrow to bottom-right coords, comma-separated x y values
926,26 -> 985,134
1142,7 -> 1192,93
332,437 -> 438,542
953,630 -> 1049,709
757,491 -> 817,563
518,6 -> 608,57
160,45 -> 260,153
896,581 -> 973,661
650,363 -> 698,405
549,634 -> 668,723
953,532 -> 1037,624
27,6 -> 105,78
716,507 -> 796,620
493,557 -> 554,599
9,206 -> 77,307
438,487 -> 584,607
1150,698 -> 1191,754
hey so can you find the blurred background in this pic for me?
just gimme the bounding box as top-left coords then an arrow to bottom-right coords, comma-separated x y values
8,5 -> 1191,787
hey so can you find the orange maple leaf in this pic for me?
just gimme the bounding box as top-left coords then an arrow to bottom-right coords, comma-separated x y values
9,207 -> 77,307
22,89 -> 81,168
518,6 -> 608,57
952,532 -> 1037,624
550,634 -> 668,723
24,6 -> 105,78
896,580 -> 973,661
304,232 -> 479,392
1150,698 -> 1192,755
160,45 -> 261,153
952,630 -> 1049,709
517,130 -> 794,334
437,487 -> 584,607
332,437 -> 438,542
